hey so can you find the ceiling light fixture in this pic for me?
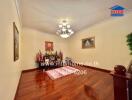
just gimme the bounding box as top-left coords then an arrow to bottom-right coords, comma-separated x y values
56,20 -> 74,38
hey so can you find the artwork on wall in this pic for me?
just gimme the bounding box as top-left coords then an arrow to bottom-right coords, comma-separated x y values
82,37 -> 95,49
45,41 -> 53,51
13,22 -> 19,61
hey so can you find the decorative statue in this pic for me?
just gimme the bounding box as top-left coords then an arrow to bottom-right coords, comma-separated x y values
59,51 -> 63,60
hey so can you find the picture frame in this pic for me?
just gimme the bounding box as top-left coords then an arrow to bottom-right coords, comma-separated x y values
13,22 -> 19,61
82,37 -> 95,49
45,41 -> 53,51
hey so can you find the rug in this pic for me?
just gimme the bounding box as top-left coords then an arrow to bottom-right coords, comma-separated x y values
46,66 -> 79,80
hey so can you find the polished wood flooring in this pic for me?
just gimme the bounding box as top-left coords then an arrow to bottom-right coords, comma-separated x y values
15,66 -> 114,100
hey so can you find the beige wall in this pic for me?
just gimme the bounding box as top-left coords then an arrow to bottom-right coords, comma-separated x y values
21,28 -> 69,70
68,13 -> 132,70
0,0 -> 22,100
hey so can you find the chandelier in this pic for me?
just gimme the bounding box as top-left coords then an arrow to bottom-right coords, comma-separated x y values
56,20 -> 74,38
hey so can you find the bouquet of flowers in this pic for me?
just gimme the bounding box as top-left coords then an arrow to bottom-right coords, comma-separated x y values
36,50 -> 43,63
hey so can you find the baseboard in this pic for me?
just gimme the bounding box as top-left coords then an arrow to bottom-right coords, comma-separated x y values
83,65 -> 111,73
21,66 -> 110,73
74,63 -> 111,73
22,68 -> 39,73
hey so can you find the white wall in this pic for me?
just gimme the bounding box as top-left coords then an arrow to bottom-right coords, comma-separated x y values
68,13 -> 132,70
21,28 -> 69,70
0,0 -> 22,100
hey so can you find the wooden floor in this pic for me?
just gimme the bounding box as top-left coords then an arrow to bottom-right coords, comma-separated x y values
15,66 -> 114,100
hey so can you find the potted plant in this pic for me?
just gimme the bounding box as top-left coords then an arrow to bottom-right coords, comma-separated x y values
127,32 -> 132,72
127,32 -> 132,100
127,32 -> 132,55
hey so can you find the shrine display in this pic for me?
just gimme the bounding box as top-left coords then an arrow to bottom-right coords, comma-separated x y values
36,50 -> 63,70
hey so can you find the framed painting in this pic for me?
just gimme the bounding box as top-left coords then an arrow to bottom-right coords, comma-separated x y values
82,37 -> 95,49
13,22 -> 19,61
45,41 -> 53,51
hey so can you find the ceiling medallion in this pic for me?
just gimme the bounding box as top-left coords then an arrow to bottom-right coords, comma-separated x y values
56,20 -> 74,38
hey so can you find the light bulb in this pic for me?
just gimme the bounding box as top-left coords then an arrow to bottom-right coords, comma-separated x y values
67,25 -> 70,28
68,29 -> 72,32
60,34 -> 69,38
70,31 -> 74,34
59,24 -> 62,28
62,28 -> 66,32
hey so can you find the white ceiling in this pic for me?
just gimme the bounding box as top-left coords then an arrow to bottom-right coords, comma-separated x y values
20,0 -> 132,34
